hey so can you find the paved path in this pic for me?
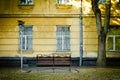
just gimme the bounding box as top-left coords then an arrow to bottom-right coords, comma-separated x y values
21,67 -> 81,73
20,66 -> 120,73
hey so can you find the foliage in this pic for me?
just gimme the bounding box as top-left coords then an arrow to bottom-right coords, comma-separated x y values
108,27 -> 120,35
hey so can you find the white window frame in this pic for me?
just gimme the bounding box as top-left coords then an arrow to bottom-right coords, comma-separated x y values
57,0 -> 69,4
19,0 -> 33,5
56,26 -> 70,52
107,35 -> 120,51
19,26 -> 33,51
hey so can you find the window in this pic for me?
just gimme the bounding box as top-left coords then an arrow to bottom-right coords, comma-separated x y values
107,35 -> 120,51
98,0 -> 106,4
56,26 -> 70,52
107,26 -> 120,51
57,0 -> 69,4
19,26 -> 33,51
19,0 -> 33,5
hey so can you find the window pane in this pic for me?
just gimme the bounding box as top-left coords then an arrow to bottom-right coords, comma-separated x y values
63,27 -> 70,51
24,27 -> 32,35
19,36 -> 25,50
57,27 -> 62,51
27,0 -> 33,4
57,37 -> 62,51
108,37 -> 113,51
26,36 -> 32,50
20,0 -> 26,4
22,36 -> 25,50
63,37 -> 70,51
116,37 -> 120,50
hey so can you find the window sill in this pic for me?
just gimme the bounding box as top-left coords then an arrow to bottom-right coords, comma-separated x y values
56,4 -> 72,9
18,4 -> 34,10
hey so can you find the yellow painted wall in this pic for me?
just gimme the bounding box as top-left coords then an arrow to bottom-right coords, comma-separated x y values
0,0 -> 120,58
0,18 -> 80,57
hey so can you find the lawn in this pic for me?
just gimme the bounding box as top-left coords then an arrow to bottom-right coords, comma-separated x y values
0,67 -> 120,80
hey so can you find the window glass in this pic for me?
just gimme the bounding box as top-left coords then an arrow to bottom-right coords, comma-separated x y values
107,37 -> 113,51
116,37 -> 120,50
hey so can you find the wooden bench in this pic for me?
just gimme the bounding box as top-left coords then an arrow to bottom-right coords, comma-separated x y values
36,53 -> 71,72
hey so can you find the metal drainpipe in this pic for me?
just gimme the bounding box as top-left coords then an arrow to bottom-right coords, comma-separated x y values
79,0 -> 83,66
18,20 -> 24,71
20,29 -> 23,70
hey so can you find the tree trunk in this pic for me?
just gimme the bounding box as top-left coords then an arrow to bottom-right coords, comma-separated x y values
91,0 -> 111,67
97,33 -> 106,67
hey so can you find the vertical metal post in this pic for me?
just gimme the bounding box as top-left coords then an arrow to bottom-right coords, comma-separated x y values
18,20 -> 24,71
20,29 -> 23,70
80,0 -> 83,66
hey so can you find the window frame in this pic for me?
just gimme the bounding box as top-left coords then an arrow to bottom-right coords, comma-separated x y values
56,26 -> 70,52
107,35 -> 120,52
19,26 -> 33,51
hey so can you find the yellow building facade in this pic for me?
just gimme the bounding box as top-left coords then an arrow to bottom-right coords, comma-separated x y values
0,0 -> 120,66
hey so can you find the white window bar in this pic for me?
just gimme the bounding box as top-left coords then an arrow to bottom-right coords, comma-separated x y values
113,35 -> 116,51
62,35 -> 64,51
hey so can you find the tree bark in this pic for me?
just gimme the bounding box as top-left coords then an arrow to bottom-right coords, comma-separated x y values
97,30 -> 106,67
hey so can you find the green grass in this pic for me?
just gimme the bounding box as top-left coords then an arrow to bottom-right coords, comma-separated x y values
0,67 -> 120,80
